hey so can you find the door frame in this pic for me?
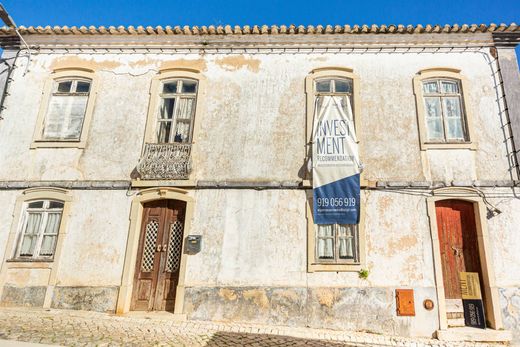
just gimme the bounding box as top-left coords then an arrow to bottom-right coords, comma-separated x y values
116,187 -> 194,315
426,187 -> 503,330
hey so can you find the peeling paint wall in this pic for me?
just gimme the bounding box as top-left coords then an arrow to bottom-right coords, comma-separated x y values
0,190 -> 131,312
0,191 -> 18,263
55,191 -> 130,287
186,189 -> 437,288
0,51 -> 513,182
184,286 -> 438,337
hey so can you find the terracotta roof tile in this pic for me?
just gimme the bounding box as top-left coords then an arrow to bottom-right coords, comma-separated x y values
0,23 -> 518,36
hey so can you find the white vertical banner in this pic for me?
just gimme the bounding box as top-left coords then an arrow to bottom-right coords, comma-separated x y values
312,96 -> 361,224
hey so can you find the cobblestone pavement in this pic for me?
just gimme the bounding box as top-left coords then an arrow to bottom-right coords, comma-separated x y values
0,307 -> 505,347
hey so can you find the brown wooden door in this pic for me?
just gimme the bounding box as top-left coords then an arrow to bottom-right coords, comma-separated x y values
131,200 -> 186,311
435,200 -> 483,299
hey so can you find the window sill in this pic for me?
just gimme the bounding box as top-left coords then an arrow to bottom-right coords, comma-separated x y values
30,140 -> 85,149
6,258 -> 54,263
420,142 -> 477,151
5,258 -> 54,269
308,262 -> 363,272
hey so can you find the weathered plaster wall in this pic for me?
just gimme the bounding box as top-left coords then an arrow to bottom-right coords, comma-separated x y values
487,194 -> 520,288
0,190 -> 131,311
0,191 -> 18,263
185,189 -> 435,288
182,189 -> 439,336
0,50 -> 512,183
55,190 -> 130,287
184,286 -> 438,337
500,287 -> 520,343
486,193 -> 520,343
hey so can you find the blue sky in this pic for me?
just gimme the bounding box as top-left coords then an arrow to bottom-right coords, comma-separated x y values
1,0 -> 518,28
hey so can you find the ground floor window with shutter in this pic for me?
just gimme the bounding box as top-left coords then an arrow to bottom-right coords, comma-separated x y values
15,200 -> 64,260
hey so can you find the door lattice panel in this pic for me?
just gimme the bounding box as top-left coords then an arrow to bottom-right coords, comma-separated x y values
166,220 -> 184,272
141,220 -> 159,272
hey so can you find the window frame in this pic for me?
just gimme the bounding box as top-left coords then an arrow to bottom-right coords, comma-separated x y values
306,195 -> 366,272
305,68 -> 361,147
14,199 -> 65,260
143,69 -> 205,146
315,223 -> 359,264
156,78 -> 199,144
304,68 -> 365,186
3,188 -> 72,264
31,68 -> 98,149
413,68 -> 476,150
305,68 -> 366,272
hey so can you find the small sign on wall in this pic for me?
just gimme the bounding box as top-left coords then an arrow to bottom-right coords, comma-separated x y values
396,289 -> 415,316
460,272 -> 486,329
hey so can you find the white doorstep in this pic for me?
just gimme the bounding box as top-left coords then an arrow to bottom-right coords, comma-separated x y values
436,327 -> 512,342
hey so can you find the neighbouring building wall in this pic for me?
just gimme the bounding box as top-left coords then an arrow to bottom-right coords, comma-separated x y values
487,194 -> 520,342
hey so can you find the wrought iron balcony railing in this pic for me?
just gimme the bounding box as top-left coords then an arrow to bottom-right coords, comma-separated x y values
136,143 -> 192,180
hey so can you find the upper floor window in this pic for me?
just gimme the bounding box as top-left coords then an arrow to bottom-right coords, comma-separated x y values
157,79 -> 198,144
314,77 -> 354,123
422,78 -> 467,142
413,68 -> 475,150
42,78 -> 91,141
31,68 -> 98,149
16,200 -> 64,259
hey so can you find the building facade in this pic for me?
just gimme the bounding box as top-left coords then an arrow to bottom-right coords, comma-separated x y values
0,23 -> 519,343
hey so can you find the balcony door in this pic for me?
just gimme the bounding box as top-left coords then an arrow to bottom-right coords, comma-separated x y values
131,200 -> 186,311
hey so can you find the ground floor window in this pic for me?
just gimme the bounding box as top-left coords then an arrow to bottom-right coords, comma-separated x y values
15,200 -> 64,259
316,224 -> 359,263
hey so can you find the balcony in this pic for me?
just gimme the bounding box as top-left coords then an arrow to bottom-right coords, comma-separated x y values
136,143 -> 192,180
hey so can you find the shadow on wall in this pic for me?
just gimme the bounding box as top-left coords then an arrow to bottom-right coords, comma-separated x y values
205,331 -> 361,347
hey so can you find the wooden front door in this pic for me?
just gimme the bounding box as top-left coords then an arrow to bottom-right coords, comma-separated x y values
131,200 -> 186,311
435,200 -> 484,299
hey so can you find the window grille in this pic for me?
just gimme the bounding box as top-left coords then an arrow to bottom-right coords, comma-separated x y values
165,221 -> 184,272
141,220 -> 159,272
